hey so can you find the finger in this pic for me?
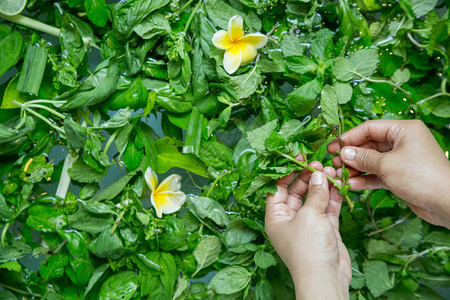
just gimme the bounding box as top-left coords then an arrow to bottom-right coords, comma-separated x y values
348,175 -> 386,190
327,120 -> 401,154
287,161 -> 323,210
302,172 -> 329,213
359,141 -> 393,152
323,166 -> 336,178
266,172 -> 296,224
340,146 -> 385,174
325,181 -> 343,230
332,155 -> 342,168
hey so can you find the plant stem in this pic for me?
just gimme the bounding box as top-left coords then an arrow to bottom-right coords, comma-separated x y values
1,222 -> 10,248
407,32 -> 426,48
55,152 -> 78,200
28,104 -> 66,120
0,13 -> 92,46
177,0 -> 195,15
416,92 -> 450,105
0,282 -> 42,298
367,212 -> 412,237
353,72 -> 411,98
26,99 -> 67,106
111,208 -> 127,236
206,171 -> 229,198
53,239 -> 67,254
12,100 -> 65,135
103,129 -> 120,154
403,246 -> 450,269
275,150 -> 354,211
184,0 -> 203,34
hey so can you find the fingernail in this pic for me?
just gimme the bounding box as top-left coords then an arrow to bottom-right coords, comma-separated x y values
343,147 -> 356,160
311,172 -> 324,185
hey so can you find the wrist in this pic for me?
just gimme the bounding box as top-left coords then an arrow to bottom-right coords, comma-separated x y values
292,267 -> 349,300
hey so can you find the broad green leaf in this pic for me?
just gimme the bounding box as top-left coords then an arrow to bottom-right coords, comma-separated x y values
0,27 -> 23,78
155,137 -> 208,177
225,219 -> 258,248
246,120 -> 278,155
348,48 -> 379,77
286,56 -> 318,74
186,196 -> 229,226
254,250 -> 277,269
89,228 -> 127,259
209,266 -> 252,295
384,218 -> 423,249
287,78 -> 322,116
411,0 -> 438,17
333,82 -> 353,104
362,260 -> 394,297
85,0 -> 109,27
99,271 -> 138,300
0,192 -> 12,219
67,208 -> 114,234
321,84 -> 340,128
391,68 -> 411,85
134,13 -> 171,39
205,0 -> 243,29
281,34 -> 304,57
310,28 -> 334,61
84,264 -> 109,299
68,159 -> 106,184
193,235 -> 221,276
26,205 -> 67,232
39,253 -> 68,281
255,278 -> 274,300
0,240 -> 31,263
64,117 -> 87,150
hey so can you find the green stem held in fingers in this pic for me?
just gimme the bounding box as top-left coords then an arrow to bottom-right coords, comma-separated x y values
275,150 -> 354,212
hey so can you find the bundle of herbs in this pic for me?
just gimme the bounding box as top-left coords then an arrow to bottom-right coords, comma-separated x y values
0,0 -> 449,299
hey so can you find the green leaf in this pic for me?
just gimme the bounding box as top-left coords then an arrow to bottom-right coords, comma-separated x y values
321,84 -> 340,128
193,235 -> 221,276
99,271 -> 138,300
333,82 -> 353,104
286,56 -> 318,74
225,219 -> 258,248
348,48 -> 379,77
366,239 -> 400,259
255,278 -> 274,300
106,78 -> 148,110
85,0 -> 109,27
281,34 -> 304,57
159,216 -> 188,251
186,196 -> 230,226
0,240 -> 32,263
68,159 -> 106,184
247,120 -> 278,155
254,250 -> 277,269
209,266 -> 252,295
205,0 -> 243,29
227,69 -> 264,99
67,208 -> 114,234
63,117 -> 87,150
411,0 -> 438,17
310,28 -> 334,61
39,253 -> 68,281
0,192 -> 12,219
199,140 -> 234,170
123,141 -> 143,171
384,218 -> 423,249
26,205 -> 67,232
19,155 -> 54,184
155,137 -> 208,177
287,78 -> 322,116
89,228 -> 127,259
134,13 -> 171,39
0,27 -> 23,78
391,68 -> 411,85
362,260 -> 394,297
84,264 -> 109,298
264,131 -> 286,152
113,0 -> 171,39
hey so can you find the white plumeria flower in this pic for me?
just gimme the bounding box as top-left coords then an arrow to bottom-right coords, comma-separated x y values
212,15 -> 268,74
144,167 -> 186,218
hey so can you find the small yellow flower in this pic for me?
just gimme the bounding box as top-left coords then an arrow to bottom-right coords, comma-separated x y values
144,167 -> 186,218
212,15 -> 268,74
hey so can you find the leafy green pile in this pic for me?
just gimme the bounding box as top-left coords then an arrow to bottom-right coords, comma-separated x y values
0,0 -> 450,299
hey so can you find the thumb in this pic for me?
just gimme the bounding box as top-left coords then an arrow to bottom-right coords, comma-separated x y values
302,172 -> 329,213
341,146 -> 384,174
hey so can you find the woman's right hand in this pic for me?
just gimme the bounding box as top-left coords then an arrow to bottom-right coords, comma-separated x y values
327,120 -> 450,228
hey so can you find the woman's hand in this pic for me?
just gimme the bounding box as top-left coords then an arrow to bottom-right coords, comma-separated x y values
265,156 -> 351,300
327,120 -> 450,228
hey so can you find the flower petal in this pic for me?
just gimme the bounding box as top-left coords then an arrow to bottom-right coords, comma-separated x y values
228,15 -> 244,41
155,174 -> 182,193
144,167 -> 158,192
239,43 -> 257,66
212,30 -> 233,49
151,191 -> 186,218
238,33 -> 268,49
223,46 -> 242,74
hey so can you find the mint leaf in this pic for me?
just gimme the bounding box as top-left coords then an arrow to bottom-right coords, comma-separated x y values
333,82 -> 353,104
247,120 -> 278,155
321,85 -> 340,128
384,218 -> 423,249
363,260 -> 394,297
288,78 -> 322,116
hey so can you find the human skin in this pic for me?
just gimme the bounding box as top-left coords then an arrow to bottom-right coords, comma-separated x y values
265,156 -> 351,300
327,119 -> 450,229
